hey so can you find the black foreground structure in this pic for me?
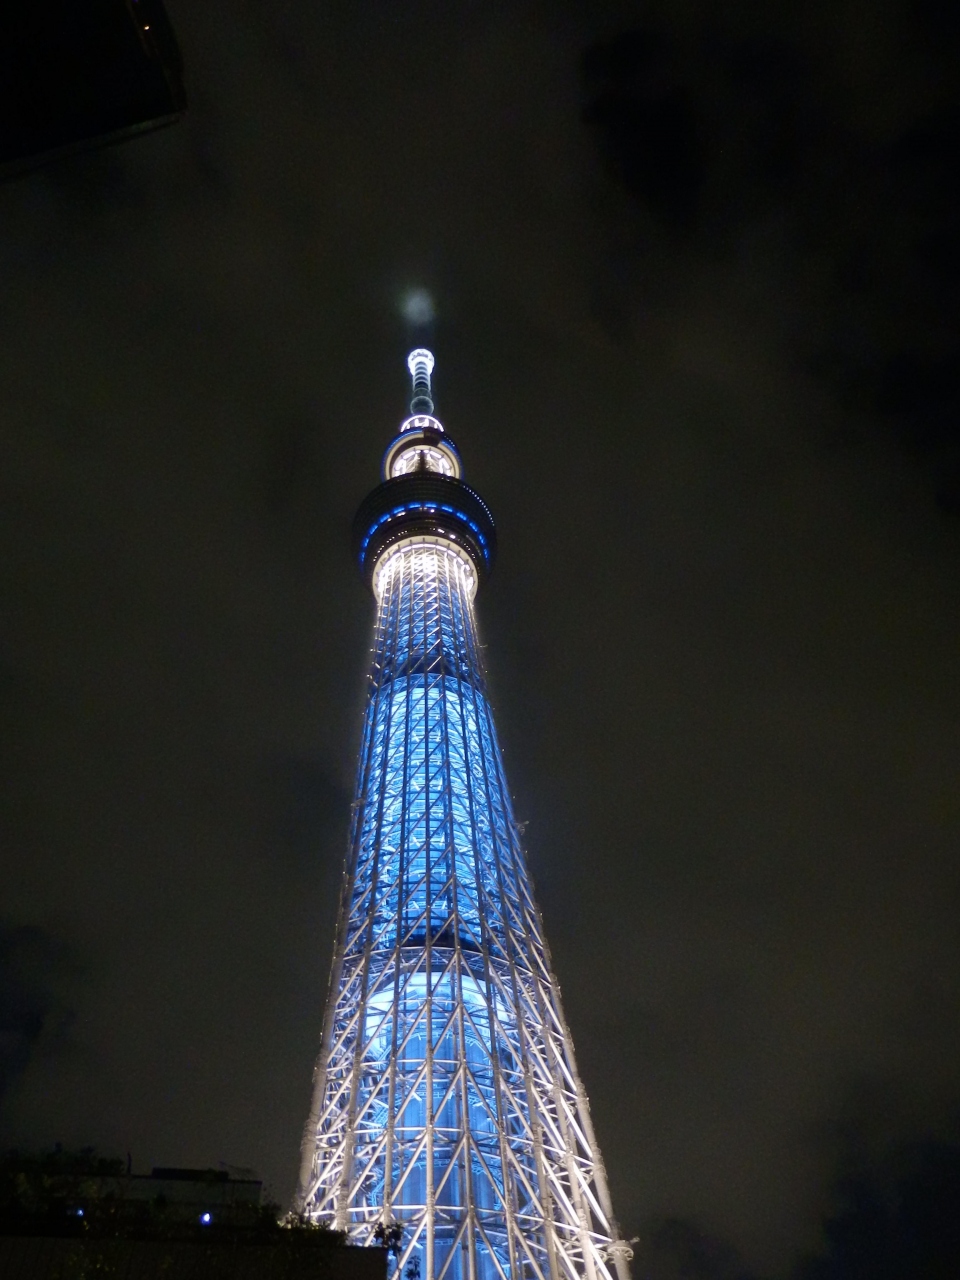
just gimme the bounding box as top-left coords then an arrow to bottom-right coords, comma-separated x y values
0,0 -> 185,178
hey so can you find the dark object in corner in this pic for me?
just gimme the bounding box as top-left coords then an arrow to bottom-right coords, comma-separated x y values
0,0 -> 185,179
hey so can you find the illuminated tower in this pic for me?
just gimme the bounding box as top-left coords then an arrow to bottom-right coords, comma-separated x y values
297,351 -> 632,1280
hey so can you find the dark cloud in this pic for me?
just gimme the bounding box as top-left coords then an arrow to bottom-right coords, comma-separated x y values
581,9 -> 960,509
0,0 -> 959,1274
794,1138 -> 960,1279
635,1138 -> 960,1278
634,1217 -> 758,1280
583,30 -> 707,231
0,924 -> 72,1104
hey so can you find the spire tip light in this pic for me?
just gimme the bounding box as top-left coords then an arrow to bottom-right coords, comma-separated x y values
400,288 -> 435,326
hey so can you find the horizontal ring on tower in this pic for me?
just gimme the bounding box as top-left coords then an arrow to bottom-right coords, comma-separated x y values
382,423 -> 462,481
353,474 -> 496,586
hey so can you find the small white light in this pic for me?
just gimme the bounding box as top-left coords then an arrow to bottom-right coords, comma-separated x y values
200,1212 -> 212,1225
76,1208 -> 84,1217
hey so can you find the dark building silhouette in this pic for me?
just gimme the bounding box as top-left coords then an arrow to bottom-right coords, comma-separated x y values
0,1235 -> 389,1279
0,1152 -> 388,1279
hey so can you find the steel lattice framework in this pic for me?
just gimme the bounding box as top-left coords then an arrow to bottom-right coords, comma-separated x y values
297,352 -> 632,1280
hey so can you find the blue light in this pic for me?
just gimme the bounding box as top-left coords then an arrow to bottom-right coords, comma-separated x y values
200,1212 -> 212,1225
324,544 -> 525,1280
75,1208 -> 84,1217
360,502 -> 490,565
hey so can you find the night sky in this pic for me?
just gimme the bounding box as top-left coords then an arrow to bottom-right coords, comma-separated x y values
2,1 -> 960,1276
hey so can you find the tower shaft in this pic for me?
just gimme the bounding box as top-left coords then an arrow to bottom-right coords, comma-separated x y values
298,356 -> 630,1280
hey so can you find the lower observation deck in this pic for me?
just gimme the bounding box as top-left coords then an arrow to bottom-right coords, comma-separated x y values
353,474 -> 496,583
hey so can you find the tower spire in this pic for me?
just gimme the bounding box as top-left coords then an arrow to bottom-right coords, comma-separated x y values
407,347 -> 435,414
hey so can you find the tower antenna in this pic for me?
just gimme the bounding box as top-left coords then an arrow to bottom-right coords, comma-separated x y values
407,348 -> 435,414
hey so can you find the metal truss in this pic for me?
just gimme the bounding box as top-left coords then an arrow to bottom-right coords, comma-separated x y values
298,541 -> 632,1280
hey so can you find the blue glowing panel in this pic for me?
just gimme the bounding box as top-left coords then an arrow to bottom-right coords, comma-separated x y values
328,546 -> 536,1280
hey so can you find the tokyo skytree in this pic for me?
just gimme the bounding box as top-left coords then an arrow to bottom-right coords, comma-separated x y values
297,350 -> 632,1280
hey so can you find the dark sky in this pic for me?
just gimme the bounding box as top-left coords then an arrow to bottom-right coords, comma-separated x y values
2,0 -> 960,1275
